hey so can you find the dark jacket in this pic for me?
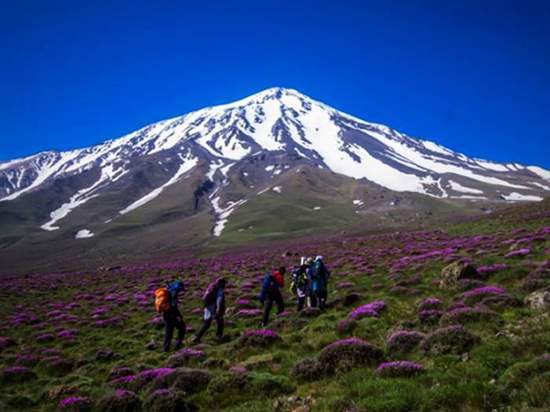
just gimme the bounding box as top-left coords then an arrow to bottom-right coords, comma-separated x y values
259,270 -> 284,303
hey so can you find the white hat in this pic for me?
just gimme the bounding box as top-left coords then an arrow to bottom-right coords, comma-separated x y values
315,255 -> 323,261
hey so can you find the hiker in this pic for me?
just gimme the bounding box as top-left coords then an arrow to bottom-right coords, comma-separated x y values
155,279 -> 186,352
193,278 -> 226,344
289,257 -> 310,311
308,256 -> 330,309
259,266 -> 286,326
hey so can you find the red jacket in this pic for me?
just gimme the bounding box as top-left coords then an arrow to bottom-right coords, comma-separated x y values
272,270 -> 285,288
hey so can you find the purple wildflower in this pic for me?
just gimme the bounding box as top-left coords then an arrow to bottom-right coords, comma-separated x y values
58,396 -> 92,410
348,300 -> 386,320
386,330 -> 425,352
417,297 -> 442,311
505,248 -> 531,258
240,329 -> 281,346
477,263 -> 508,274
376,361 -> 425,377
237,308 -> 263,317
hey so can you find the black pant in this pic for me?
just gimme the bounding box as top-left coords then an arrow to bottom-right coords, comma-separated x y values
262,289 -> 284,326
195,316 -> 224,341
163,308 -> 186,352
297,296 -> 306,312
310,289 -> 327,309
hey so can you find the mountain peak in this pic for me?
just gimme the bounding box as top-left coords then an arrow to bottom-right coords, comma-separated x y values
1,87 -> 548,228
218,87 -> 312,110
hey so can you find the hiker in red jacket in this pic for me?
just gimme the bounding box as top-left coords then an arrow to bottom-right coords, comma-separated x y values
259,266 -> 286,326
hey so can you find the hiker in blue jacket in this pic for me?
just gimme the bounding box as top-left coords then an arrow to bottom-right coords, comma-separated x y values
163,280 -> 186,352
308,256 -> 330,309
193,278 -> 226,344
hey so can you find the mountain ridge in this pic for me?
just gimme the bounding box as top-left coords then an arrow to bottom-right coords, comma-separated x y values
0,87 -> 548,248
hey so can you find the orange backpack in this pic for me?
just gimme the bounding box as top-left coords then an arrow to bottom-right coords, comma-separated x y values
154,287 -> 170,313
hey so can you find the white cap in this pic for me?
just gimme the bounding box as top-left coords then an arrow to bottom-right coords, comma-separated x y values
315,255 -> 323,261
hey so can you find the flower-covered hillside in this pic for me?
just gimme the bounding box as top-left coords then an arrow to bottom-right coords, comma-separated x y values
0,201 -> 549,411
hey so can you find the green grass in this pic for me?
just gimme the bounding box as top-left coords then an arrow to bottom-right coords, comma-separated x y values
0,201 -> 549,411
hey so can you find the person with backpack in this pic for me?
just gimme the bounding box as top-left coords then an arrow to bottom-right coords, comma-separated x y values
155,279 -> 186,352
259,266 -> 286,326
289,258 -> 310,312
193,278 -> 226,344
308,256 -> 330,310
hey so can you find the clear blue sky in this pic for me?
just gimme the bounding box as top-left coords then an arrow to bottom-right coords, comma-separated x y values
1,0 -> 549,167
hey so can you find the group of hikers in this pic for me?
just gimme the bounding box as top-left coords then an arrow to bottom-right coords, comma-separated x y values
155,255 -> 330,352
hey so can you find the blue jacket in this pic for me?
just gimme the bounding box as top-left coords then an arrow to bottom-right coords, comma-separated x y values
167,280 -> 184,309
309,261 -> 329,292
259,272 -> 280,303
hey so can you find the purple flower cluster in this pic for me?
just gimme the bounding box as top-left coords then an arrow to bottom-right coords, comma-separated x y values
417,297 -> 442,310
0,336 -> 16,349
237,308 -> 263,318
319,337 -> 383,371
167,348 -> 206,367
240,329 -> 281,346
322,337 -> 368,351
1,365 -> 37,383
419,309 -> 443,324
137,367 -> 175,381
58,396 -> 92,410
462,285 -> 506,304
348,300 -> 386,320
505,248 -> 531,258
477,263 -> 508,274
386,330 -> 425,352
376,360 -> 425,377
244,329 -> 280,338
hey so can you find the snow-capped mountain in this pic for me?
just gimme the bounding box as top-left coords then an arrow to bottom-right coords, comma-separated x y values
1,87 -> 549,240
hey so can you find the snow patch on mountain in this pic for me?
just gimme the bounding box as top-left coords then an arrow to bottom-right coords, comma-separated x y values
119,153 -> 197,215
75,229 -> 94,239
527,166 -> 550,181
211,196 -> 248,237
501,192 -> 543,202
447,180 -> 484,194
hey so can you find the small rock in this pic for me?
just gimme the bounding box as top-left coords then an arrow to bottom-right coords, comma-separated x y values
524,290 -> 550,312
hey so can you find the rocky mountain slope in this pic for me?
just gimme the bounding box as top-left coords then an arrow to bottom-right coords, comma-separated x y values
0,88 -> 548,271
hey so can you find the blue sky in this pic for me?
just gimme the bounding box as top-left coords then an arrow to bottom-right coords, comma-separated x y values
1,0 -> 549,167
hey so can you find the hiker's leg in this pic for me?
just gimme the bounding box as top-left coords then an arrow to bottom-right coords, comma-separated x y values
275,290 -> 285,314
319,290 -> 327,309
297,296 -> 305,311
162,312 -> 174,352
174,317 -> 186,349
310,291 -> 318,308
216,317 -> 224,339
195,318 -> 212,342
262,296 -> 274,326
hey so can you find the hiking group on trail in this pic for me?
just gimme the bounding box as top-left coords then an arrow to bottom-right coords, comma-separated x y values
155,255 -> 330,351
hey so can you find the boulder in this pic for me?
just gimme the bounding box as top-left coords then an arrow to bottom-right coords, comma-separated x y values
439,261 -> 481,289
524,290 -> 550,312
